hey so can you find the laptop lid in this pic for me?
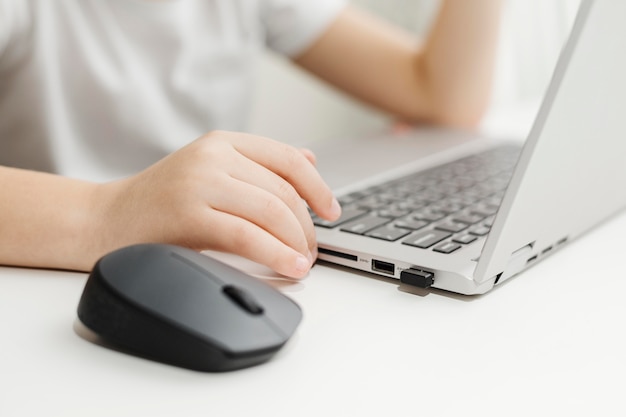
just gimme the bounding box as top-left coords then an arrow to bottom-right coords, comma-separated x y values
474,0 -> 626,284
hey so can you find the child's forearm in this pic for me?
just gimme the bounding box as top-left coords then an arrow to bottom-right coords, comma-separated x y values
420,0 -> 504,126
0,166 -> 104,271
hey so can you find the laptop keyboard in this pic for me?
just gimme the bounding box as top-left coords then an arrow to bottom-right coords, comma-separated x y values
312,145 -> 521,254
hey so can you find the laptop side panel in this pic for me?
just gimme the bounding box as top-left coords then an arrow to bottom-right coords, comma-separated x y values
474,0 -> 626,284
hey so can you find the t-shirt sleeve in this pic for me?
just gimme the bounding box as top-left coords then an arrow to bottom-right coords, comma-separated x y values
260,0 -> 347,57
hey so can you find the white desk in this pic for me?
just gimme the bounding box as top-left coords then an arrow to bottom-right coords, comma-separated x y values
2,209 -> 626,417
2,111 -> 625,416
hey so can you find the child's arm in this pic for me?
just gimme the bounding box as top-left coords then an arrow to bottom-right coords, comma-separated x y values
294,0 -> 503,127
0,131 -> 340,278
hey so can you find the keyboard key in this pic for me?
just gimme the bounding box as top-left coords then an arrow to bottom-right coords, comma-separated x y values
433,242 -> 462,254
402,230 -> 451,249
394,218 -> 429,230
469,225 -> 491,236
434,221 -> 468,233
428,201 -> 464,214
391,201 -> 426,211
366,225 -> 412,241
357,198 -> 387,210
418,190 -> 446,202
377,192 -> 403,202
338,194 -> 360,205
451,213 -> 485,225
313,207 -> 368,228
340,216 -> 390,235
483,216 -> 496,227
452,234 -> 478,244
470,203 -> 499,216
451,195 -> 480,206
412,210 -> 446,222
378,208 -> 410,219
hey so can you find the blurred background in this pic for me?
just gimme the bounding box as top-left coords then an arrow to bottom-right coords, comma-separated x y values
248,0 -> 582,145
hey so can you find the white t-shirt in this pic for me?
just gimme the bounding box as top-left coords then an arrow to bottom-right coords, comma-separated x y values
0,0 -> 345,181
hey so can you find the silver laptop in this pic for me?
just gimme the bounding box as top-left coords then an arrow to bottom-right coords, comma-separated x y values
311,0 -> 626,295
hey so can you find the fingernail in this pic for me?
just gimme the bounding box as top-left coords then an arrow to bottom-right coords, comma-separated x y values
295,254 -> 311,274
330,197 -> 342,218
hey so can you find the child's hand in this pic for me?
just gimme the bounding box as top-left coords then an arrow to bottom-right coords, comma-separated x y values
94,131 -> 341,278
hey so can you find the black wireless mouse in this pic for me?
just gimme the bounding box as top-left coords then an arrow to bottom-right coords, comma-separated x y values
77,244 -> 302,372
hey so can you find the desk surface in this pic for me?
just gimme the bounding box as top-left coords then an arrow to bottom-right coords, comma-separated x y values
2,209 -> 625,417
2,112 -> 625,417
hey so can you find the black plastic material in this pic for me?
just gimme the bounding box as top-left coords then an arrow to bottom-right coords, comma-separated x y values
77,244 -> 302,372
400,269 -> 434,289
223,285 -> 264,315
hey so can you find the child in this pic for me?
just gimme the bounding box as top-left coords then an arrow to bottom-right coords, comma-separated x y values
0,0 -> 502,278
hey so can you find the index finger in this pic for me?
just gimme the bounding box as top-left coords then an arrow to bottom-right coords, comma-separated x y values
227,132 -> 342,221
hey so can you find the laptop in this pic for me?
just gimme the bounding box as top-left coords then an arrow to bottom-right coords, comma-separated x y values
310,0 -> 626,295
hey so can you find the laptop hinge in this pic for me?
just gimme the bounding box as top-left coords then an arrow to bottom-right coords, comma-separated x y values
494,244 -> 533,285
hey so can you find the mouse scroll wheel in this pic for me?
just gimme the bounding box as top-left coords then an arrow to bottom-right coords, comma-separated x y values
222,285 -> 265,315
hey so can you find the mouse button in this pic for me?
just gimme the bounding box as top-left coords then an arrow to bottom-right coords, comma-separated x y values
222,285 -> 264,315
223,279 -> 302,336
97,244 -> 213,291
260,297 -> 303,336
100,252 -> 206,299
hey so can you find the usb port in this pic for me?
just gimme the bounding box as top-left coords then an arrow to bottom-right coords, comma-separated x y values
372,259 -> 395,275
